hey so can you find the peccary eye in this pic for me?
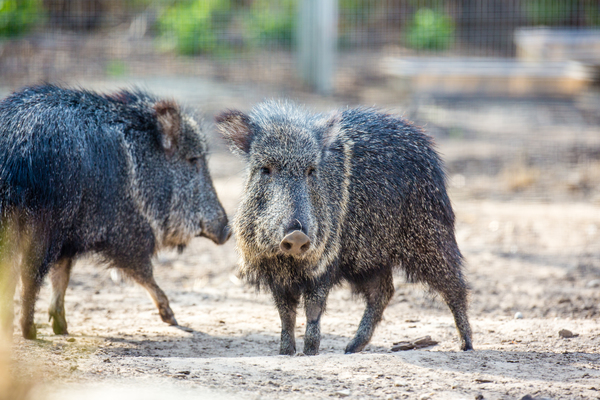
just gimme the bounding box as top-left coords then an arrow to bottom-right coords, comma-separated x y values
188,157 -> 199,165
307,167 -> 316,177
260,166 -> 272,176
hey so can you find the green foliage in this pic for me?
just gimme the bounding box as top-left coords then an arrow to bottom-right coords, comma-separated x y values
524,0 -> 600,26
587,4 -> 600,26
524,0 -> 574,25
245,0 -> 296,47
158,0 -> 232,55
339,0 -> 372,23
405,8 -> 454,51
105,60 -> 127,77
158,0 -> 297,55
0,0 -> 43,37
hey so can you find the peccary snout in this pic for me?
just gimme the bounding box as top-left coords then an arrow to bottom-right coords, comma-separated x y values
280,230 -> 311,256
200,215 -> 231,245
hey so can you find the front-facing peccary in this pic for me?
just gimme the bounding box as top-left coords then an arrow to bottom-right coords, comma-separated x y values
0,84 -> 230,339
216,101 -> 472,355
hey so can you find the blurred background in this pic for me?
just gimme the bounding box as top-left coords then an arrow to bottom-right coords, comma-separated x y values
0,0 -> 599,202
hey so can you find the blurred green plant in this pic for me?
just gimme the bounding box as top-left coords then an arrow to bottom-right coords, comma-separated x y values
157,0 -> 232,55
158,0 -> 298,55
0,0 -> 43,37
339,0 -> 372,23
406,7 -> 454,51
524,0 -> 600,26
105,60 -> 128,77
245,0 -> 296,48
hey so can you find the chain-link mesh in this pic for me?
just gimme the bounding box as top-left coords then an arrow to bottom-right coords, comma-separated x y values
0,0 -> 599,205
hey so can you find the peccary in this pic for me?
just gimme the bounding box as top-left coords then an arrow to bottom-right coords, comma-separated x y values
0,84 -> 230,339
216,101 -> 472,355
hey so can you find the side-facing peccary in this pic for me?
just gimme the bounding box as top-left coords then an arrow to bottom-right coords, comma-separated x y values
216,101 -> 472,355
0,84 -> 230,339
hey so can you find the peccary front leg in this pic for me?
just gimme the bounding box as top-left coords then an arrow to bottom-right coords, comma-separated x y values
345,268 -> 394,354
19,241 -> 48,340
272,288 -> 300,355
303,286 -> 329,355
122,262 -> 177,326
20,268 -> 42,340
48,257 -> 73,335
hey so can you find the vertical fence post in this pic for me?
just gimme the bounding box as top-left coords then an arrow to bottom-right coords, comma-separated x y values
298,0 -> 338,95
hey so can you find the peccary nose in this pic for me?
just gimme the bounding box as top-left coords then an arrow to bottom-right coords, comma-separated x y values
280,230 -> 311,256
201,217 -> 231,245
219,224 -> 232,244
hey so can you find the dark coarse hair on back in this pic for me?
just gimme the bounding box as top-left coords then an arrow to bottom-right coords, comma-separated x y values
216,100 -> 472,356
0,83 -> 230,340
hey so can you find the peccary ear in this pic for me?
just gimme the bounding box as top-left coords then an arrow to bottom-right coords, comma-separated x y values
154,100 -> 181,156
215,110 -> 253,155
320,112 -> 342,149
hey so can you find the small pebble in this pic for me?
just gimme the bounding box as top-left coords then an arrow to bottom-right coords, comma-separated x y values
559,329 -> 578,338
110,269 -> 123,284
514,312 -> 523,319
66,337 -> 76,342
393,379 -> 408,387
334,389 -> 351,397
587,279 -> 600,288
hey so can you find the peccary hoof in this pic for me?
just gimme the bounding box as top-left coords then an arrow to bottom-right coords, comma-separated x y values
50,313 -> 69,335
279,345 -> 296,356
460,336 -> 473,351
22,324 -> 37,340
162,314 -> 178,326
344,341 -> 366,354
303,347 -> 319,356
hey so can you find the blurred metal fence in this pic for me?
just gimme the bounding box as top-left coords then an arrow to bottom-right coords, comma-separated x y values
1,1 -> 598,90
1,1 -> 600,204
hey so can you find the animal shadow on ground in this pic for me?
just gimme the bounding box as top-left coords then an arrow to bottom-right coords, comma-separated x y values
98,329 -> 389,359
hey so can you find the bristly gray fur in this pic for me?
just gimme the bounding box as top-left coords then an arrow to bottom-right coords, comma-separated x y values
0,84 -> 230,340
216,100 -> 472,355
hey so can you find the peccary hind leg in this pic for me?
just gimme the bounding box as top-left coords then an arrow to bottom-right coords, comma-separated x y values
122,261 -> 178,326
446,294 -> 473,351
303,286 -> 329,355
433,274 -> 473,351
273,288 -> 300,355
48,257 -> 73,335
345,268 -> 395,354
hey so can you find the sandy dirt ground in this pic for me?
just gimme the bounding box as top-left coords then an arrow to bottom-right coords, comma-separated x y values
5,81 -> 600,400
